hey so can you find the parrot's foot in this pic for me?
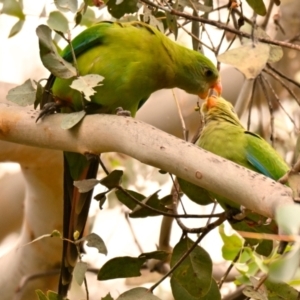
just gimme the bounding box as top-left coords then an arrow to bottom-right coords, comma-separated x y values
226,206 -> 250,222
277,241 -> 288,255
36,102 -> 61,122
115,107 -> 131,117
84,152 -> 100,162
233,206 -> 250,221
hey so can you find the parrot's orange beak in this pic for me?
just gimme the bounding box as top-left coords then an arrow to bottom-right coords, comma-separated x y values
212,79 -> 222,96
198,78 -> 222,99
206,95 -> 218,110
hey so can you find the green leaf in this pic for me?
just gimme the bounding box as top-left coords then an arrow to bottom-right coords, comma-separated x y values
219,224 -> 243,260
102,293 -> 114,300
2,0 -> 25,19
99,170 -> 123,189
106,0 -> 139,19
74,261 -> 88,286
98,256 -> 146,280
47,291 -> 65,300
36,25 -> 77,79
171,237 -> 213,298
269,243 -> 300,282
129,191 -> 170,218
166,12 -> 178,39
218,43 -> 269,79
146,14 -> 164,33
74,178 -> 99,193
171,278 -> 220,300
115,189 -> 145,210
177,178 -> 213,206
35,290 -> 65,300
35,290 -> 48,300
80,7 -> 97,27
54,0 -> 78,12
264,279 -> 299,300
116,287 -> 161,300
70,74 -> 104,101
139,250 -> 169,261
243,286 -> 267,300
61,110 -> 86,129
8,19 -> 24,37
6,79 -> 36,106
199,279 -> 221,300
275,204 -> 300,235
47,11 -> 69,33
241,25 -> 283,63
245,0 -> 266,16
83,232 -> 108,255
34,79 -> 45,109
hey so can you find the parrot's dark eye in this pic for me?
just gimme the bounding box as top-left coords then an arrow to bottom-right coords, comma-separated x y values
204,69 -> 214,78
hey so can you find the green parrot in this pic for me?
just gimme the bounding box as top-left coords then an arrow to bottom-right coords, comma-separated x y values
39,21 -> 221,297
179,96 -> 290,255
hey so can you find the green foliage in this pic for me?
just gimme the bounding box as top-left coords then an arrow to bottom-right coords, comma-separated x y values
47,11 -> 69,33
101,294 -> 114,300
98,256 -> 146,280
6,79 -> 36,106
36,290 -> 66,300
116,287 -> 161,300
177,177 -> 213,205
1,0 -> 25,36
80,232 -> 108,254
36,25 -> 76,79
73,261 -> 88,286
115,189 -> 171,217
245,0 -> 266,16
170,237 -> 216,299
106,0 -> 139,19
98,250 -> 168,280
54,0 -> 78,13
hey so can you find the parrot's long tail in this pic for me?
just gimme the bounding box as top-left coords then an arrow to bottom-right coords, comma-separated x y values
58,154 -> 99,297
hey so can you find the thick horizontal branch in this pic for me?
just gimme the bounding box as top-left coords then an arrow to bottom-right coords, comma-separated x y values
0,103 -> 294,219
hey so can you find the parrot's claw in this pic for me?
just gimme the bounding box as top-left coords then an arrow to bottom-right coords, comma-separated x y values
84,152 -> 100,162
36,102 -> 61,122
115,107 -> 131,117
233,205 -> 249,221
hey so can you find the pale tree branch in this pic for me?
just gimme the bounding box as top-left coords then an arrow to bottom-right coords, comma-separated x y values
0,103 -> 294,220
0,140 -> 63,300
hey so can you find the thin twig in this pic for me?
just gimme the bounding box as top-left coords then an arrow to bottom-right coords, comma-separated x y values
263,67 -> 300,107
125,212 -> 144,253
258,74 -> 275,145
215,8 -> 231,55
116,185 -> 223,219
247,78 -> 257,131
261,0 -> 274,30
218,248 -> 242,289
171,89 -> 188,141
261,73 -> 298,129
266,63 -> 300,92
139,0 -> 300,51
176,22 -> 215,52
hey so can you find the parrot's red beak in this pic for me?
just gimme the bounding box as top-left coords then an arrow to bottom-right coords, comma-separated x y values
198,78 -> 222,99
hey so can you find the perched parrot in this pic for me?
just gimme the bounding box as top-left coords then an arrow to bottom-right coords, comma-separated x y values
179,96 -> 290,255
39,21 -> 221,297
